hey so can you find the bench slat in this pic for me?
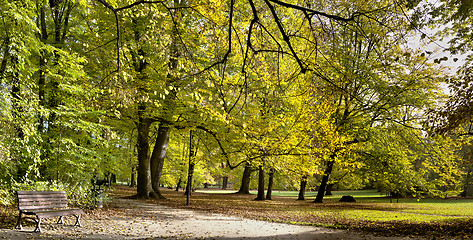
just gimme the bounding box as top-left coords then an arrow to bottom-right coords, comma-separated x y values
18,195 -> 67,199
19,205 -> 68,211
19,198 -> 67,203
19,198 -> 67,202
17,191 -> 66,197
17,191 -> 66,195
19,203 -> 67,208
36,209 -> 83,218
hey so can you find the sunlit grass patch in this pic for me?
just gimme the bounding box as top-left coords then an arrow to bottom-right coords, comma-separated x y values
337,209 -> 456,222
395,200 -> 473,217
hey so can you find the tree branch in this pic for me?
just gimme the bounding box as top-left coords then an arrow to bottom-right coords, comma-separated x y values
195,125 -> 241,170
263,0 -> 307,73
197,0 -> 234,74
268,0 -> 360,22
94,0 -> 165,76
116,0 -> 165,11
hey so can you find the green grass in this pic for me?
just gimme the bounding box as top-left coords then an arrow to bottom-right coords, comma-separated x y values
197,189 -> 386,198
195,189 -> 238,194
195,189 -> 473,221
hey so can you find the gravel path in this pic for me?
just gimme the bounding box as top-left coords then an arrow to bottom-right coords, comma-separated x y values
0,198 -> 425,240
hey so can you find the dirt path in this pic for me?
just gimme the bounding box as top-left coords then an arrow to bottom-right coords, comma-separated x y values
0,198 -> 425,240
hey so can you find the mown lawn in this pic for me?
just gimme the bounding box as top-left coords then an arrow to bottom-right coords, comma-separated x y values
120,187 -> 473,239
199,188 -> 473,219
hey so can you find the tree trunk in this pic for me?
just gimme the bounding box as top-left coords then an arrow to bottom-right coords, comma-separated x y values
237,164 -> 252,194
110,173 -> 116,184
38,54 -> 46,133
11,55 -> 23,139
325,183 -> 334,196
0,37 -> 8,78
130,166 -> 136,187
38,5 -> 47,134
185,130 -> 196,204
10,54 -> 25,181
266,168 -> 274,200
462,169 -> 473,197
136,106 -> 155,198
222,176 -> 228,190
185,163 -> 195,196
298,175 -> 308,200
150,0 -> 180,197
314,160 -> 334,203
150,124 -> 170,199
176,177 -> 181,191
255,164 -> 265,201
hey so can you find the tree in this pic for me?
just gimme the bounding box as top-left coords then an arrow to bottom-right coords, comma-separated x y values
304,0 -> 443,203
0,0 -> 40,182
0,0 -> 118,201
420,1 -> 473,196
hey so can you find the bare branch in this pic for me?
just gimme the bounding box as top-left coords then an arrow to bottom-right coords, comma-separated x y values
268,0 -> 360,22
116,0 -> 165,11
263,0 -> 307,73
95,0 -> 116,12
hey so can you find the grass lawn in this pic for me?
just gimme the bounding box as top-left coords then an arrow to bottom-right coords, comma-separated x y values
197,188 -> 473,219
139,187 -> 473,238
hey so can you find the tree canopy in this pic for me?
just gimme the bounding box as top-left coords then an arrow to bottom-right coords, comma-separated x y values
0,0 -> 470,205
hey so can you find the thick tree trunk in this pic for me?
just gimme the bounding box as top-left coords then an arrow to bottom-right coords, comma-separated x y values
314,160 -> 335,203
266,168 -> 274,200
298,175 -> 308,200
237,164 -> 252,194
136,106 -> 155,198
255,164 -> 265,201
325,183 -> 334,196
150,124 -> 170,199
222,176 -> 228,190
150,0 -> 180,198
110,173 -> 116,184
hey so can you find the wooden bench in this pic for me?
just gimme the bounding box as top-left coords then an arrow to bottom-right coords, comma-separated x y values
15,191 -> 84,233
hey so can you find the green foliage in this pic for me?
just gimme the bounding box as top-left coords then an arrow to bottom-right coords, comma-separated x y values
0,181 -> 98,208
0,0 -> 465,205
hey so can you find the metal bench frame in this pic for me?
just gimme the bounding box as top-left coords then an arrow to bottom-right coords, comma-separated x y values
15,191 -> 83,233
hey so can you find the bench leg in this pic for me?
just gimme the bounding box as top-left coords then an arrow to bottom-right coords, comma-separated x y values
73,214 -> 82,227
57,216 -> 64,224
15,211 -> 23,230
33,216 -> 42,233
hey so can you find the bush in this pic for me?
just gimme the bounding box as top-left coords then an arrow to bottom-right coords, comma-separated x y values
0,181 -> 104,209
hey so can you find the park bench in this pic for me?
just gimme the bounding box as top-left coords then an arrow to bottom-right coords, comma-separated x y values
15,191 -> 83,233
